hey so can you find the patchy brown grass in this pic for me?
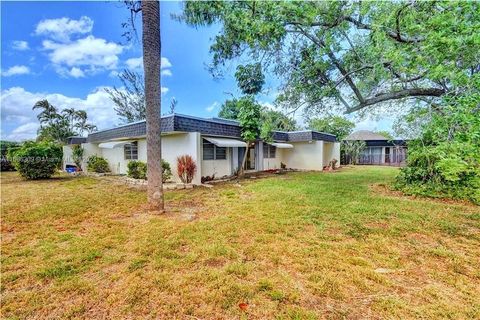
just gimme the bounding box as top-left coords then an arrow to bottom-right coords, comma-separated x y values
1,167 -> 479,319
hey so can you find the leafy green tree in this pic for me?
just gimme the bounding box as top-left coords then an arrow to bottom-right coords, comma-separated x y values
179,1 -> 479,114
234,63 -> 265,95
261,110 -> 297,132
219,100 -> 296,131
237,95 -> 262,175
218,99 -> 240,120
307,116 -> 355,140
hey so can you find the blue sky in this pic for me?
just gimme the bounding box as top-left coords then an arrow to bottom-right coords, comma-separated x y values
1,1 -> 392,141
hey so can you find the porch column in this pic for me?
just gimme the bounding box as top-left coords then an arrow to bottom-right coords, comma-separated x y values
256,141 -> 264,171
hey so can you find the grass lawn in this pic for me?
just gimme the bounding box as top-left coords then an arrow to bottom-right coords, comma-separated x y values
1,166 -> 479,319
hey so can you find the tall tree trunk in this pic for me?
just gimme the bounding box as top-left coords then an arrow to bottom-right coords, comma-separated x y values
142,0 -> 164,212
238,142 -> 251,177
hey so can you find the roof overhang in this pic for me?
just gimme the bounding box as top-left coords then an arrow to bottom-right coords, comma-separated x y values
204,137 -> 247,147
98,140 -> 134,149
272,142 -> 294,149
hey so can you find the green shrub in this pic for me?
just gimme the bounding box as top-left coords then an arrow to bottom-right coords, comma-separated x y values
161,159 -> 172,183
127,159 -> 172,182
394,94 -> 480,204
1,141 -> 19,171
9,141 -> 62,179
86,155 -> 110,173
127,161 -> 147,179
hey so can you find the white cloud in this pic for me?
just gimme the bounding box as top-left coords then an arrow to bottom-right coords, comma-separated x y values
126,57 -> 143,70
161,69 -> 172,77
7,122 -> 39,141
206,101 -> 219,113
161,87 -> 169,95
109,70 -> 119,78
1,65 -> 30,77
125,56 -> 172,74
68,67 -> 85,78
1,87 -> 123,141
1,86 -> 173,141
12,40 -> 29,51
35,16 -> 93,42
161,57 -> 172,69
42,35 -> 124,76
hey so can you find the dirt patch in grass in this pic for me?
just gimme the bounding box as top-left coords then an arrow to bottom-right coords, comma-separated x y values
370,183 -> 478,207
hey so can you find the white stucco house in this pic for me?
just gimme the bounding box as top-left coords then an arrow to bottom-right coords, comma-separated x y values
63,114 -> 340,184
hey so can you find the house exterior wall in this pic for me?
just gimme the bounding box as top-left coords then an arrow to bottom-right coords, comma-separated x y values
101,147 -> 125,174
63,132 -> 202,184
63,125 -> 340,182
322,142 -> 341,168
263,148 -> 284,170
63,145 -> 74,167
282,141 -> 324,170
231,147 -> 239,173
201,149 -> 232,179
333,142 -> 341,167
63,143 -> 101,171
159,132 -> 202,184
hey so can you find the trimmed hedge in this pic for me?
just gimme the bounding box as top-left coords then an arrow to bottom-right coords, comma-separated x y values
87,155 -> 110,173
9,141 -> 62,179
127,161 -> 147,179
127,160 -> 172,182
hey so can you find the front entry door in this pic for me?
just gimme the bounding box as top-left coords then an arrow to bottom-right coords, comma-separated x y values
245,144 -> 255,170
238,143 -> 256,171
385,147 -> 391,163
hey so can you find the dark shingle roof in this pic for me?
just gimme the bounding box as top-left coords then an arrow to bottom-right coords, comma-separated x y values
365,140 -> 408,147
66,136 -> 87,144
82,114 -> 337,144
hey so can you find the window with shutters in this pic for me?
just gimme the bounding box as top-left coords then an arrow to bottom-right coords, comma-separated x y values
124,142 -> 138,160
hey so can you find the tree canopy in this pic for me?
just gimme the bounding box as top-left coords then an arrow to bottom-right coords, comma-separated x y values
307,115 -> 355,140
32,100 -> 96,144
218,99 -> 241,120
218,99 -> 297,131
179,1 -> 480,115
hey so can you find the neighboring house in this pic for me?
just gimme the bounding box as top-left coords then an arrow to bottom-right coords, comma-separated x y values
344,130 -> 407,166
63,113 -> 340,184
